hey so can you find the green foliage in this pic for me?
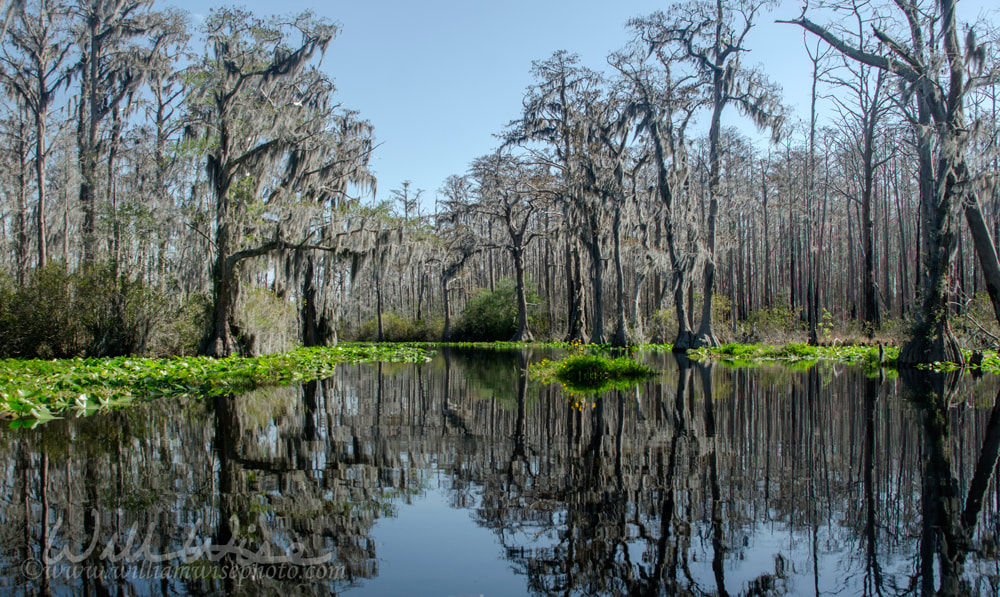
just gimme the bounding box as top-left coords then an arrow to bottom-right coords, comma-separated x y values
690,342 -> 900,374
0,343 -> 434,427
353,312 -> 443,342
235,288 -> 299,355
0,263 -> 164,359
529,344 -> 655,394
147,294 -> 211,357
451,278 -> 546,341
819,308 -> 835,338
740,300 -> 803,342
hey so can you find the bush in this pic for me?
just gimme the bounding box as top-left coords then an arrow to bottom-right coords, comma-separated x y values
234,287 -> 299,355
353,311 -> 442,342
0,264 -> 86,358
147,293 -> 210,357
451,278 -> 546,342
78,263 -> 163,357
0,263 -> 164,358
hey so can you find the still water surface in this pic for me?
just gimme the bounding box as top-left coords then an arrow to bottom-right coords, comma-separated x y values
2,348 -> 1000,596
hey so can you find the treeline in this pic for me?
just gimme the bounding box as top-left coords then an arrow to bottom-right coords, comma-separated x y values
0,0 -> 998,363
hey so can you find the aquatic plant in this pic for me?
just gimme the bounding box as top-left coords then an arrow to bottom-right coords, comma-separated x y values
529,348 -> 656,394
0,343 -> 433,427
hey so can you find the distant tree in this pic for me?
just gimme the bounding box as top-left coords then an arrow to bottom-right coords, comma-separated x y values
0,0 -> 74,269
784,0 -> 998,365
391,180 -> 422,219
436,174 -> 478,341
821,9 -> 893,337
71,0 -> 166,264
467,151 -> 550,342
613,35 -> 701,349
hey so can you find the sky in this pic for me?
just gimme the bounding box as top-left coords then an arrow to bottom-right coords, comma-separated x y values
157,0 -> 997,210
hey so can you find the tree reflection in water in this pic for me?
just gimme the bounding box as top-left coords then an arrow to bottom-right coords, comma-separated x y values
2,348 -> 1000,595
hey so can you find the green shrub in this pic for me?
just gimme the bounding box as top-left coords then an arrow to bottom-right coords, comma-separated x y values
147,293 -> 210,357
234,287 -> 299,355
0,263 -> 166,358
77,263 -> 163,357
0,264 -> 86,358
529,352 -> 655,393
353,311 -> 442,342
451,278 -> 546,342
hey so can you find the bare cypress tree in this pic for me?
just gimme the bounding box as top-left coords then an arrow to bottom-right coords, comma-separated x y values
804,36 -> 834,346
784,0 -> 995,365
632,0 -> 784,348
821,8 -> 893,338
0,0 -> 74,270
71,0 -> 164,265
613,35 -> 702,349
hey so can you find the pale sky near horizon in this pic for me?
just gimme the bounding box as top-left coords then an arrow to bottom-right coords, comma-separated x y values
156,0 -> 996,211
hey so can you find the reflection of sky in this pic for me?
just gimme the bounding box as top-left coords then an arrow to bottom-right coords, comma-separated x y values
349,471 -> 524,597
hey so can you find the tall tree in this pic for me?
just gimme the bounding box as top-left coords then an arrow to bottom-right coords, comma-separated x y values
189,8 -> 374,356
784,0 -> 997,365
72,0 -> 165,264
0,0 -> 74,269
823,7 -> 892,337
510,51 -> 606,342
614,33 -> 701,349
632,0 -> 784,348
468,151 -> 548,342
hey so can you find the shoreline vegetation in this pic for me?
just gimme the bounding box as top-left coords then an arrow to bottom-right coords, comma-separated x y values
0,344 -> 432,428
4,340 -> 996,428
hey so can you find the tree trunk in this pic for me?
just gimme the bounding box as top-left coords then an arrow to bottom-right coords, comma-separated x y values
694,83 -> 724,349
898,162 -> 964,366
511,245 -> 533,341
34,99 -> 48,269
963,187 -> 1000,328
375,266 -> 385,342
15,122 -> 28,284
442,274 -> 452,341
611,204 -> 629,347
566,241 -> 586,342
203,221 -> 240,357
586,222 -> 605,344
301,258 -> 322,347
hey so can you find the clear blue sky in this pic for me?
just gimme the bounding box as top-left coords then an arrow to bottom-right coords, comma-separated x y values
158,0 -> 996,210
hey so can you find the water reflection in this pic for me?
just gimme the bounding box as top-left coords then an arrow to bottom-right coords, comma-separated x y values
2,349 -> 1000,595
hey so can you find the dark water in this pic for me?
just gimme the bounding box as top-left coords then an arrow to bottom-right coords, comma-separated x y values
3,348 -> 1000,596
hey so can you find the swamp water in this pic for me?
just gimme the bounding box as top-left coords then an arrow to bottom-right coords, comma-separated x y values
2,347 -> 1000,596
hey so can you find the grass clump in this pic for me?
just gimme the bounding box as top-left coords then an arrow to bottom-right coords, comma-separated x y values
530,352 -> 655,394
